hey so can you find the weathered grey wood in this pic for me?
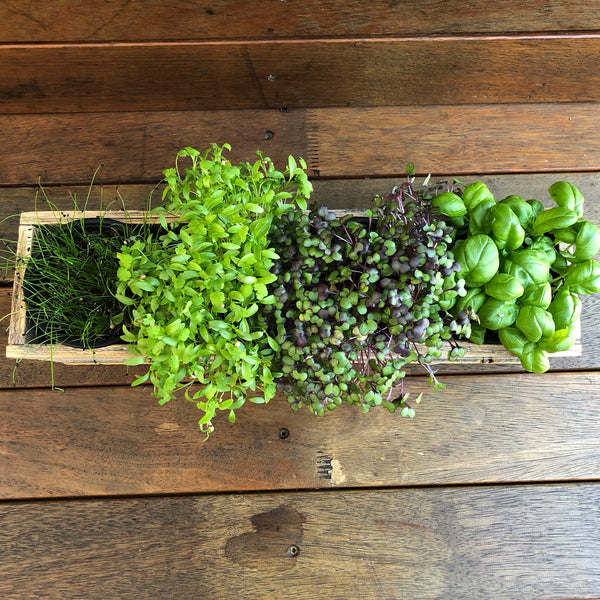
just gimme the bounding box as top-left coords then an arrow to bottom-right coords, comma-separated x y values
0,105 -> 600,188
1,484 -> 599,599
1,1 -> 599,41
2,372 -> 600,499
1,36 -> 599,113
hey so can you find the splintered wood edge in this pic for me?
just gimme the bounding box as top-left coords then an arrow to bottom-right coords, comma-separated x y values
5,210 -> 584,364
17,209 -> 164,226
7,223 -> 34,346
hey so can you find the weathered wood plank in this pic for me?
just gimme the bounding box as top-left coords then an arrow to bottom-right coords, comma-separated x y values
306,104 -> 600,177
1,484 -> 599,599
252,36 -> 600,109
0,43 -> 266,113
1,36 -> 599,113
0,104 -> 599,187
0,110 -> 306,186
2,372 -> 600,498
1,1 -> 599,41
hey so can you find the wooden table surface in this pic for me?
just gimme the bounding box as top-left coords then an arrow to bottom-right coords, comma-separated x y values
1,177 -> 599,599
2,3 -> 600,596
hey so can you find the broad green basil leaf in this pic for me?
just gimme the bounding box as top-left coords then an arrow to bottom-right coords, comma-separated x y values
452,287 -> 487,316
552,227 -> 577,244
490,203 -> 525,252
508,249 -> 551,284
432,192 -> 467,217
485,273 -> 524,301
563,259 -> 600,295
462,181 -> 495,211
528,235 -> 556,265
538,327 -> 574,353
519,346 -> 550,373
548,181 -> 584,217
498,326 -> 528,356
572,221 -> 600,261
453,234 -> 499,287
468,198 -> 496,235
515,305 -> 555,342
499,195 -> 534,228
503,259 -> 533,290
527,199 -> 545,218
531,206 -> 578,236
520,282 -> 552,308
477,298 -> 519,330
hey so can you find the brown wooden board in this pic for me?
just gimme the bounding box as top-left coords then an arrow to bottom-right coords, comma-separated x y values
1,36 -> 599,113
0,105 -> 600,187
1,484 -> 599,599
306,104 -> 600,177
252,36 -> 600,109
2,372 -> 600,499
1,1 -> 599,41
0,109 -> 306,186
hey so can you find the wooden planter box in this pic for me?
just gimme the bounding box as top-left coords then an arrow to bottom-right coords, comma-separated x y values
6,211 -> 582,365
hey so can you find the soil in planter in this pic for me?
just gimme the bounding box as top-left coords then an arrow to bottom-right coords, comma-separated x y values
22,217 -> 139,349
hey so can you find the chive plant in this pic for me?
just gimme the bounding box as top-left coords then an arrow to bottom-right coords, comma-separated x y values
22,217 -> 130,348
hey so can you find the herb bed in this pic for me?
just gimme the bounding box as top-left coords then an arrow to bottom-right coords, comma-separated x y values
6,209 -> 582,365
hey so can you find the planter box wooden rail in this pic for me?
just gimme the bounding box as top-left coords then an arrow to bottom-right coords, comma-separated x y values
6,210 -> 582,365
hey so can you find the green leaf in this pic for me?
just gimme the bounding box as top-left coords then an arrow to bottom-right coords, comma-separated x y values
131,371 -> 151,386
563,259 -> 600,295
453,234 -> 499,287
250,217 -> 271,240
238,253 -> 257,268
432,192 -> 467,217
531,206 -> 579,236
548,181 -> 584,217
245,202 -> 264,214
124,355 -> 147,367
222,242 -> 241,250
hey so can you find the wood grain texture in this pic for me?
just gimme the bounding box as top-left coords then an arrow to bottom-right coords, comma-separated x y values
1,36 -> 599,113
252,36 -> 600,109
0,110 -> 306,186
2,372 -> 600,499
1,484 -> 599,599
1,1 -> 599,41
306,104 -> 600,177
0,43 -> 266,113
0,104 -> 599,187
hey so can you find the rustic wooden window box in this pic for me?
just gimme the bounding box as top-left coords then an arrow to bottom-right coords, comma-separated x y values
6,210 -> 582,365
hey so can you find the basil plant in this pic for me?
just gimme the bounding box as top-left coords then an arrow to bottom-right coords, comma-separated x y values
432,180 -> 600,373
